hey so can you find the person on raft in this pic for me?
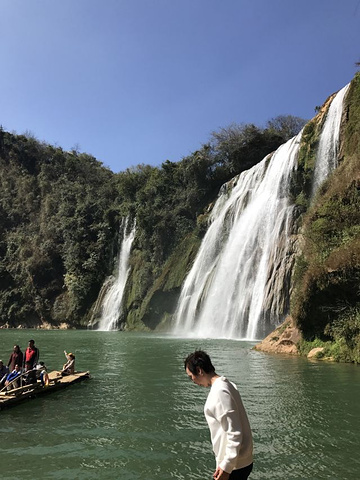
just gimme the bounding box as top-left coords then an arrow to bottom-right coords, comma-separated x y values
61,351 -> 75,376
24,339 -> 39,384
4,364 -> 21,390
35,361 -> 49,386
7,345 -> 23,372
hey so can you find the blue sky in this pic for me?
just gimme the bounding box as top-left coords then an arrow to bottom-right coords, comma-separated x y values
0,0 -> 359,173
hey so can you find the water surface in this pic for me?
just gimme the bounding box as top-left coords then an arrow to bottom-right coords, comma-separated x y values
0,330 -> 359,479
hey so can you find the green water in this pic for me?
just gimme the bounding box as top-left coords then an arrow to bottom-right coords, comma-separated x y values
0,330 -> 359,480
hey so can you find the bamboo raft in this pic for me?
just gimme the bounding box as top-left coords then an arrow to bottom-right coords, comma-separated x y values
0,370 -> 90,411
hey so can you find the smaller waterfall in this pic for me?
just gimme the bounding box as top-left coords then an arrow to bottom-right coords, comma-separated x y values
97,218 -> 136,331
311,84 -> 350,197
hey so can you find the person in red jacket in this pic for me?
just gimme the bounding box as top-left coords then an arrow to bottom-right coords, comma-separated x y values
24,339 -> 39,371
24,340 -> 39,384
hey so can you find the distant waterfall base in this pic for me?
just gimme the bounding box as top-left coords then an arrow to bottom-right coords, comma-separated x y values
172,85 -> 349,340
96,219 -> 136,331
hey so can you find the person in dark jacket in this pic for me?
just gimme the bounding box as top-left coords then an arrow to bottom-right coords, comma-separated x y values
7,345 -> 23,372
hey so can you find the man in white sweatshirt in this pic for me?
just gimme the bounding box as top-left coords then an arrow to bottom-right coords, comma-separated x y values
184,350 -> 253,480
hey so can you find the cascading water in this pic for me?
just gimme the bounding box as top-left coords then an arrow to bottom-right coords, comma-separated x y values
311,84 -> 350,198
173,86 -> 349,340
172,135 -> 301,340
97,218 -> 136,331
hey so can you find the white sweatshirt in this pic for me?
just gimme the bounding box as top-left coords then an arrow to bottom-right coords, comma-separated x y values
204,376 -> 253,473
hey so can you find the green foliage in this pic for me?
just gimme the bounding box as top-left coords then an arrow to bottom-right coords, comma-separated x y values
325,308 -> 360,350
297,337 -> 328,356
0,132 -> 119,326
209,122 -> 285,176
297,335 -> 360,364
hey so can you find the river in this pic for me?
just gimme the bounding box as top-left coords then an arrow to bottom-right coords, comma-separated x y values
0,330 -> 359,479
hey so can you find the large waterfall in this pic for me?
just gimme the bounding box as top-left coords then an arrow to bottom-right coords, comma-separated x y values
97,218 -> 136,331
173,86 -> 349,340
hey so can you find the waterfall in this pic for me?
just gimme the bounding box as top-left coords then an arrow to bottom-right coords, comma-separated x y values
172,86 -> 348,340
311,84 -> 350,197
97,218 -> 136,331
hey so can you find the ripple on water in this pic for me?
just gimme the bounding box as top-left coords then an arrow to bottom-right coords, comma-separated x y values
0,332 -> 359,480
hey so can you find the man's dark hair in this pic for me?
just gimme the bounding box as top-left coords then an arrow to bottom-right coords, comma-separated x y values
184,350 -> 215,375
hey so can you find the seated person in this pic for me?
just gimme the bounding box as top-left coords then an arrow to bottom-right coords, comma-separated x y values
0,360 -> 9,388
5,364 -> 21,390
35,361 -> 49,386
61,351 -> 75,376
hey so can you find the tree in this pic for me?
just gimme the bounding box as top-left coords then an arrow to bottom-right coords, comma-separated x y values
210,122 -> 285,175
266,115 -> 308,141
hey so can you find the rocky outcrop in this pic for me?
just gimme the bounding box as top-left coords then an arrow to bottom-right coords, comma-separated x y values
254,316 -> 301,355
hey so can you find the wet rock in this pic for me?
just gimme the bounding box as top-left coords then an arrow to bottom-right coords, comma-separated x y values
307,347 -> 325,359
254,316 -> 301,355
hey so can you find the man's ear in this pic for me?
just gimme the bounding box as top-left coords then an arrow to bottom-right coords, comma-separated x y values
196,367 -> 204,376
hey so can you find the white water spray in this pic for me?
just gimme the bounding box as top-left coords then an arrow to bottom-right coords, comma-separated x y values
172,86 -> 348,340
97,218 -> 136,331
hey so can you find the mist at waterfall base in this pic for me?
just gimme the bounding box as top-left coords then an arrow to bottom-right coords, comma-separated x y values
172,85 -> 349,341
97,220 -> 136,331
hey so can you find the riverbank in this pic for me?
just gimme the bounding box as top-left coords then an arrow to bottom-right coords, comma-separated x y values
0,321 -> 74,330
254,316 -> 360,364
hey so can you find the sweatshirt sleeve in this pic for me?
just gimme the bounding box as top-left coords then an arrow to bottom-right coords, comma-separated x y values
215,387 -> 243,473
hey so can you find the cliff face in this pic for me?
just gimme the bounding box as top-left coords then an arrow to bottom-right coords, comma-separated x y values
288,74 -> 360,362
255,73 -> 360,362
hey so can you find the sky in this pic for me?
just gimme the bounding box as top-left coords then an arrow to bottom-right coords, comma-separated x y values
0,0 -> 359,173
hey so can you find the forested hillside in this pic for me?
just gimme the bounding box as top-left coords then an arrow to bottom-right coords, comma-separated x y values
0,118 -> 299,328
0,133 -> 119,327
